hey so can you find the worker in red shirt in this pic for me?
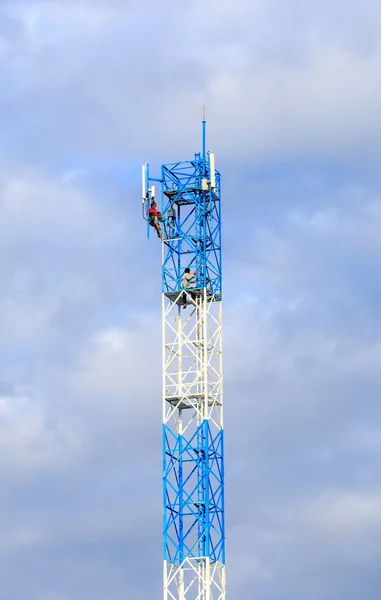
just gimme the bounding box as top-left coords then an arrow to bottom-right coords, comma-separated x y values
148,200 -> 162,240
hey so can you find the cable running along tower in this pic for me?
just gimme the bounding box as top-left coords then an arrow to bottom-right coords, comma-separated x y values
142,115 -> 225,600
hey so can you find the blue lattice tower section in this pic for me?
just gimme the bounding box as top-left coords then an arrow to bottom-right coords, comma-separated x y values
142,116 -> 225,600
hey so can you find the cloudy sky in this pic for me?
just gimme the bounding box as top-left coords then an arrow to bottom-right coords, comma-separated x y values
1,0 -> 381,598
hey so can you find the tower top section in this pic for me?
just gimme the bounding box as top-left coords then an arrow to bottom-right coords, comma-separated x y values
142,117 -> 222,302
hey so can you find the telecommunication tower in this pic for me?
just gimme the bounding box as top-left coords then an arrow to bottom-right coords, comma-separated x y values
142,114 -> 225,600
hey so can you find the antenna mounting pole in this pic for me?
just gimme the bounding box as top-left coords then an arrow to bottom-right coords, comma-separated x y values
202,106 -> 206,162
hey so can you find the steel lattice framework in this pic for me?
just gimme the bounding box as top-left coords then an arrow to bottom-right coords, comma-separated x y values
142,117 -> 225,600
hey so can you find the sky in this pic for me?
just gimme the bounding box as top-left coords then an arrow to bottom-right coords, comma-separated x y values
1,0 -> 381,598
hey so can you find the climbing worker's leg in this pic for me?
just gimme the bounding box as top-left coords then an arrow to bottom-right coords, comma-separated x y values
182,292 -> 187,309
153,217 -> 162,239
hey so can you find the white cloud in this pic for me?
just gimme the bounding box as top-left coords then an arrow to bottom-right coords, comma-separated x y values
306,489 -> 381,536
0,0 -> 380,164
70,322 -> 160,412
0,390 -> 81,472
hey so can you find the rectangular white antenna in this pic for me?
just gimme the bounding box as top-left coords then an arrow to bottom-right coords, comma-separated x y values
209,153 -> 216,189
151,185 -> 155,200
142,163 -> 147,202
